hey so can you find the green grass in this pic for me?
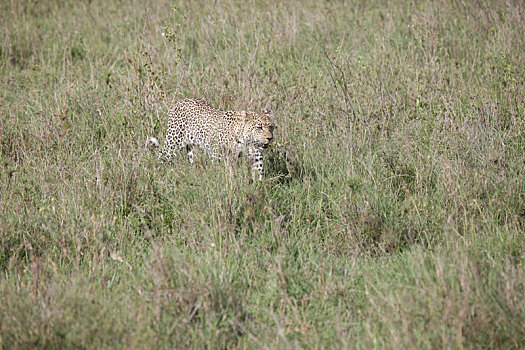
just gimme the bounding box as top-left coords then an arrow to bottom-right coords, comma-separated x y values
1,0 -> 524,348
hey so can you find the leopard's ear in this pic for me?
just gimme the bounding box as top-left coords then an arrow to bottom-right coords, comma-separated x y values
262,109 -> 274,121
242,110 -> 252,122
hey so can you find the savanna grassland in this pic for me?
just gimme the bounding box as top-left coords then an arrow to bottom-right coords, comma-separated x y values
1,0 -> 525,348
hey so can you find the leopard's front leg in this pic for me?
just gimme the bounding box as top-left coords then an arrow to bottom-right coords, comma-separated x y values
248,146 -> 264,180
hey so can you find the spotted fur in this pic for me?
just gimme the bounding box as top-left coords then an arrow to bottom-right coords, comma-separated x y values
149,98 -> 275,179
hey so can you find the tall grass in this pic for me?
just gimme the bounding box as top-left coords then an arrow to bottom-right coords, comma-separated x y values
1,0 -> 524,348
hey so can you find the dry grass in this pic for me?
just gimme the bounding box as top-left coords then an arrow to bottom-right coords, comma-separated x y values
1,0 -> 524,348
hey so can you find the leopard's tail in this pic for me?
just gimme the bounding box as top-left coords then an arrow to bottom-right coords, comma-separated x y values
145,137 -> 160,149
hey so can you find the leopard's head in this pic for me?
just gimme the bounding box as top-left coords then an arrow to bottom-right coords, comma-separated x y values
242,109 -> 275,149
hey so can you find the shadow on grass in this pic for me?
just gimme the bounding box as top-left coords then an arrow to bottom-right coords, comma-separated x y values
264,142 -> 309,184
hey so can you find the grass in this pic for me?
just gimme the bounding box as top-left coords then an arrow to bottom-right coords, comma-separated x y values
1,0 -> 524,348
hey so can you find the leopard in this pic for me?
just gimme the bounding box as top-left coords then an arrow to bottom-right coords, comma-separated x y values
146,98 -> 275,179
